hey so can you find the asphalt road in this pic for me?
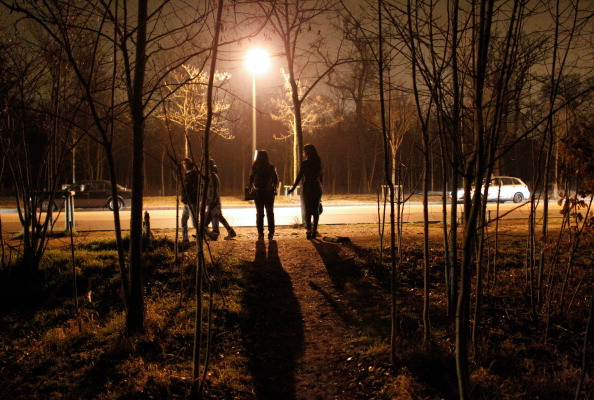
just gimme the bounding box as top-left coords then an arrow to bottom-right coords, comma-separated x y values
0,201 -> 556,233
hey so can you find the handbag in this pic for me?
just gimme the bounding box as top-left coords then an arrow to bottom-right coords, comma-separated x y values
318,202 -> 323,215
244,186 -> 255,201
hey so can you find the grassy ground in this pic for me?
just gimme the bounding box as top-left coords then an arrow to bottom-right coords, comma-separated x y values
1,220 -> 592,399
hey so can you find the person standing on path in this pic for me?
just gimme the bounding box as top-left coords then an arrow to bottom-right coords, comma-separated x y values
249,150 -> 279,240
205,158 -> 237,240
180,158 -> 198,243
288,144 -> 323,239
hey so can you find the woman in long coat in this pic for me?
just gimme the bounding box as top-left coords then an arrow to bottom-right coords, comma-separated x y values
288,144 -> 323,239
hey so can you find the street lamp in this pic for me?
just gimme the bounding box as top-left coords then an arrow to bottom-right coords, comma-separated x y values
245,48 -> 270,160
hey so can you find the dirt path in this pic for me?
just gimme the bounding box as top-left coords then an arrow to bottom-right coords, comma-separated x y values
278,238 -> 358,399
212,226 -> 386,400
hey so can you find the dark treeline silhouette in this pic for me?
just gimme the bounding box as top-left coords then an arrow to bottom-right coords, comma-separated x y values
0,112 -> 540,198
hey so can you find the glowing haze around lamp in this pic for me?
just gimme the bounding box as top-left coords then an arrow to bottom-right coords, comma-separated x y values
245,48 -> 270,160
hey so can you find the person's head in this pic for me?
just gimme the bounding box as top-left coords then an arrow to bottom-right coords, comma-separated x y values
208,158 -> 218,173
303,144 -> 320,161
182,158 -> 194,171
253,150 -> 270,167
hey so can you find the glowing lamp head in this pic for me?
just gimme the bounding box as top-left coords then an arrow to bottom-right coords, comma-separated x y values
245,48 -> 270,75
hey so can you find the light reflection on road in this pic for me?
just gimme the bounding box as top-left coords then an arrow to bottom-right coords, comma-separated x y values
0,201 -> 555,233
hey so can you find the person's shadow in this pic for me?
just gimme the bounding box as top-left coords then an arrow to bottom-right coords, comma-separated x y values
311,239 -> 391,339
240,240 -> 304,400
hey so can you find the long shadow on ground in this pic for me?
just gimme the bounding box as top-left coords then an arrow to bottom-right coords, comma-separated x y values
311,239 -> 391,339
313,239 -> 458,399
239,240 -> 304,400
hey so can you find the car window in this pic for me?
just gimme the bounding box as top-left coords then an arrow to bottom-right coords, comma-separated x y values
491,178 -> 501,186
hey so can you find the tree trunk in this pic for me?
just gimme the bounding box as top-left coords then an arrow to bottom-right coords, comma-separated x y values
422,124 -> 431,344
126,0 -> 148,335
377,0 -> 398,366
192,1 -> 225,395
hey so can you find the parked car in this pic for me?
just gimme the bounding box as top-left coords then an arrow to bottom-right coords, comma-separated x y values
43,180 -> 131,211
454,176 -> 530,203
65,180 -> 131,210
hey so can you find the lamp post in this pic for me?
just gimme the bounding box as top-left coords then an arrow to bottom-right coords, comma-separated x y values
245,48 -> 270,160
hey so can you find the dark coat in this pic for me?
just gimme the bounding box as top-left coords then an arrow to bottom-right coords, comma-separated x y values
182,169 -> 199,205
207,171 -> 221,207
249,164 -> 279,198
293,159 -> 323,214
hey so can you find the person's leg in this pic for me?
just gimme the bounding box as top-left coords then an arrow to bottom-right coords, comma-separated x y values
204,207 -> 212,227
265,196 -> 275,239
181,204 -> 190,242
301,186 -> 308,227
220,212 -> 236,239
304,190 -> 319,238
312,213 -> 320,238
210,204 -> 221,240
255,198 -> 265,239
189,204 -> 197,229
203,206 -> 213,237
305,210 -> 312,238
302,189 -> 312,238
219,213 -> 230,230
312,191 -> 322,237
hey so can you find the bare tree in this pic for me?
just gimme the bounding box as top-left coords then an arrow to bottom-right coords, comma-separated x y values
257,0 -> 342,182
0,0 -> 220,335
326,14 -> 381,193
271,69 -> 341,144
158,64 -> 232,158
0,28 -> 82,275
370,0 -> 399,366
378,0 -> 594,397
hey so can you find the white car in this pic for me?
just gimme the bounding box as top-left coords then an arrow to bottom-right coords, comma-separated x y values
454,176 -> 530,203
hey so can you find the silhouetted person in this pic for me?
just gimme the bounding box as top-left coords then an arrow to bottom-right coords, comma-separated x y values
249,150 -> 279,240
288,144 -> 323,239
180,158 -> 198,243
205,158 -> 237,240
